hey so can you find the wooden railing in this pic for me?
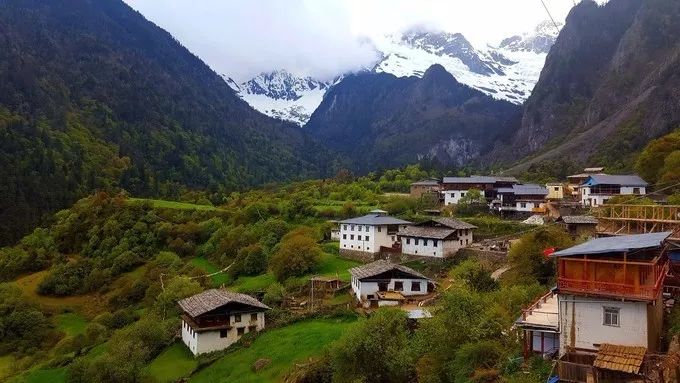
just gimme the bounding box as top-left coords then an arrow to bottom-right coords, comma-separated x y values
521,290 -> 557,322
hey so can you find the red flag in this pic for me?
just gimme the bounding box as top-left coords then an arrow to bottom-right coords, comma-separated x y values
543,247 -> 556,257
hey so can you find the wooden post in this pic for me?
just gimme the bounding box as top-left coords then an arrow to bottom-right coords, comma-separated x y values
523,330 -> 530,361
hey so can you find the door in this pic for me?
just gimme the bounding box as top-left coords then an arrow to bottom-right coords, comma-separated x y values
378,282 -> 388,292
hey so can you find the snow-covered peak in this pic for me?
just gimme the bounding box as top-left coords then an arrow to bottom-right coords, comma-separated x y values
498,20 -> 563,54
241,70 -> 331,101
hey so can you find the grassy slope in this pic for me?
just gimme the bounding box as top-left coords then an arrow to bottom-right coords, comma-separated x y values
190,318 -> 357,383
143,342 -> 198,383
54,313 -> 88,337
128,198 -> 219,211
190,257 -> 231,286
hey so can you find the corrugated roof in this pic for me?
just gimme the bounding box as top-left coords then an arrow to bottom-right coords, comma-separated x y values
339,214 -> 412,225
441,176 -> 518,184
398,226 -> 456,239
349,259 -> 429,280
410,179 -> 440,186
496,184 -> 549,196
582,174 -> 648,187
178,289 -> 269,317
560,215 -> 599,224
593,344 -> 646,374
552,232 -> 671,257
431,217 -> 477,230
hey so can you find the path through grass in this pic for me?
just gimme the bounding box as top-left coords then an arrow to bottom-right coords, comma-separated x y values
190,318 -> 357,383
190,257 -> 231,286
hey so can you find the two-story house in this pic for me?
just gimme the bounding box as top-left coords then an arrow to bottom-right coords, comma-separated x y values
516,232 -> 671,381
492,184 -> 549,213
178,289 -> 269,355
349,259 -> 432,305
440,176 -> 518,205
579,174 -> 648,207
339,212 -> 411,255
398,218 -> 476,258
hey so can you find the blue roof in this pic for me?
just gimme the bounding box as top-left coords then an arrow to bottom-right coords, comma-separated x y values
581,174 -> 648,187
552,232 -> 671,257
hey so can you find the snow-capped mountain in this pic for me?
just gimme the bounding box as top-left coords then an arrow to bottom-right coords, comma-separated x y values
226,70 -> 334,126
226,21 -> 561,125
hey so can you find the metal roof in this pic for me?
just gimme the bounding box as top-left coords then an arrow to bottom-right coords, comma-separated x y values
581,174 -> 648,187
398,226 -> 456,239
496,184 -> 549,196
178,289 -> 269,318
349,259 -> 429,280
339,214 -> 411,225
552,232 -> 671,257
431,217 -> 477,230
441,176 -> 518,184
410,179 -> 440,186
559,215 -> 599,224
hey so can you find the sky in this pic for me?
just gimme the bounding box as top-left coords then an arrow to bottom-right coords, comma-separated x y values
124,0 -> 583,82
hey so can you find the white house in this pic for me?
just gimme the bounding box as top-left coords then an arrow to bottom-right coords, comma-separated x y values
440,176 -> 518,205
492,184 -> 548,213
398,218 -> 476,258
339,213 -> 411,254
178,289 -> 269,355
579,174 -> 648,207
349,259 -> 432,305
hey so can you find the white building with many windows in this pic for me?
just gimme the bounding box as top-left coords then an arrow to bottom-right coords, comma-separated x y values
578,174 -> 648,207
339,213 -> 411,254
349,259 -> 432,304
178,289 -> 269,355
398,218 -> 476,258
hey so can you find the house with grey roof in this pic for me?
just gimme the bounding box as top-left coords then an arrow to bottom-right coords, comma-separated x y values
178,289 -> 269,355
440,176 -> 518,205
557,215 -> 599,238
349,260 -> 432,304
492,184 -> 549,213
409,178 -> 441,198
579,174 -> 648,207
398,218 -> 477,258
338,213 -> 411,256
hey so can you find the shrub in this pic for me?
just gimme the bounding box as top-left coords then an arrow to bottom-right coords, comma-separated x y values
449,341 -> 504,383
269,233 -> 321,282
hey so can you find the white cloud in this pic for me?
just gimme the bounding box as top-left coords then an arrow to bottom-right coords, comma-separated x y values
124,0 -> 583,82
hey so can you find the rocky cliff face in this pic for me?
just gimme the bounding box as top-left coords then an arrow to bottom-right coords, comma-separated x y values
495,0 -> 680,172
305,65 -> 521,172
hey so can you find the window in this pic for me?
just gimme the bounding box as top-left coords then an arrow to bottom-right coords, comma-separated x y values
554,187 -> 559,191
633,187 -> 641,194
406,238 -> 410,244
237,327 -> 245,336
350,235 -> 354,240
378,226 -> 382,232
520,202 -> 527,208
433,240 -> 438,247
461,192 -> 466,197
343,234 -> 347,239
423,239 -> 428,246
234,314 -> 241,323
365,236 -> 370,241
450,193 -> 454,198
415,239 -> 419,245
251,313 -> 258,322
358,225 -> 362,232
351,225 -> 355,231
603,307 -> 620,327
411,282 -> 421,291
394,281 -> 404,291
220,329 -> 228,338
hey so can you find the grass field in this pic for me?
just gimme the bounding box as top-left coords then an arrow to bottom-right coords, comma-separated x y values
189,318 -> 357,383
461,216 -> 528,239
13,271 -> 106,317
190,257 -> 231,286
232,273 -> 276,293
315,252 -> 360,282
0,355 -> 14,381
54,313 -> 88,337
9,368 -> 67,383
128,198 -> 219,211
143,342 -> 198,383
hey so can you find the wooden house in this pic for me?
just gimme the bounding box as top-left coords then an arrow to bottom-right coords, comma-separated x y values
397,218 -> 476,258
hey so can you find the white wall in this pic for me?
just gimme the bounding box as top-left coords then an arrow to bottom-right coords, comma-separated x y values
182,312 -> 266,355
558,295 -> 649,353
443,190 -> 469,205
340,224 -> 404,253
400,229 -> 473,258
351,277 -> 429,301
580,186 -> 646,207
515,201 -> 537,212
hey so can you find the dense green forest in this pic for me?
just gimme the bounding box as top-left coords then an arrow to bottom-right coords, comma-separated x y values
0,0 -> 340,246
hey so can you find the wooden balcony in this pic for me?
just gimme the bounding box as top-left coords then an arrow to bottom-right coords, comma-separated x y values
557,255 -> 668,301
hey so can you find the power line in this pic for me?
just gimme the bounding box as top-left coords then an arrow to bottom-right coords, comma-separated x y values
539,0 -> 562,34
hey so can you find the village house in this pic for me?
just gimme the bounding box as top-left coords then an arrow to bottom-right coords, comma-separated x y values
178,289 -> 269,355
491,184 -> 549,213
567,167 -> 605,196
398,218 -> 476,258
349,259 -> 432,306
339,212 -> 411,256
546,182 -> 564,200
579,174 -> 648,207
440,176 -> 518,205
518,232 -> 671,382
557,215 -> 599,238
409,178 -> 441,198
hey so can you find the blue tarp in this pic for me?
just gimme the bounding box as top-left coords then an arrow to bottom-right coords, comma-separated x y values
552,232 -> 671,257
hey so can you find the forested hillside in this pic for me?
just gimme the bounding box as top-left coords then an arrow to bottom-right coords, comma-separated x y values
493,0 -> 680,174
0,0 -> 338,245
305,65 -> 521,172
